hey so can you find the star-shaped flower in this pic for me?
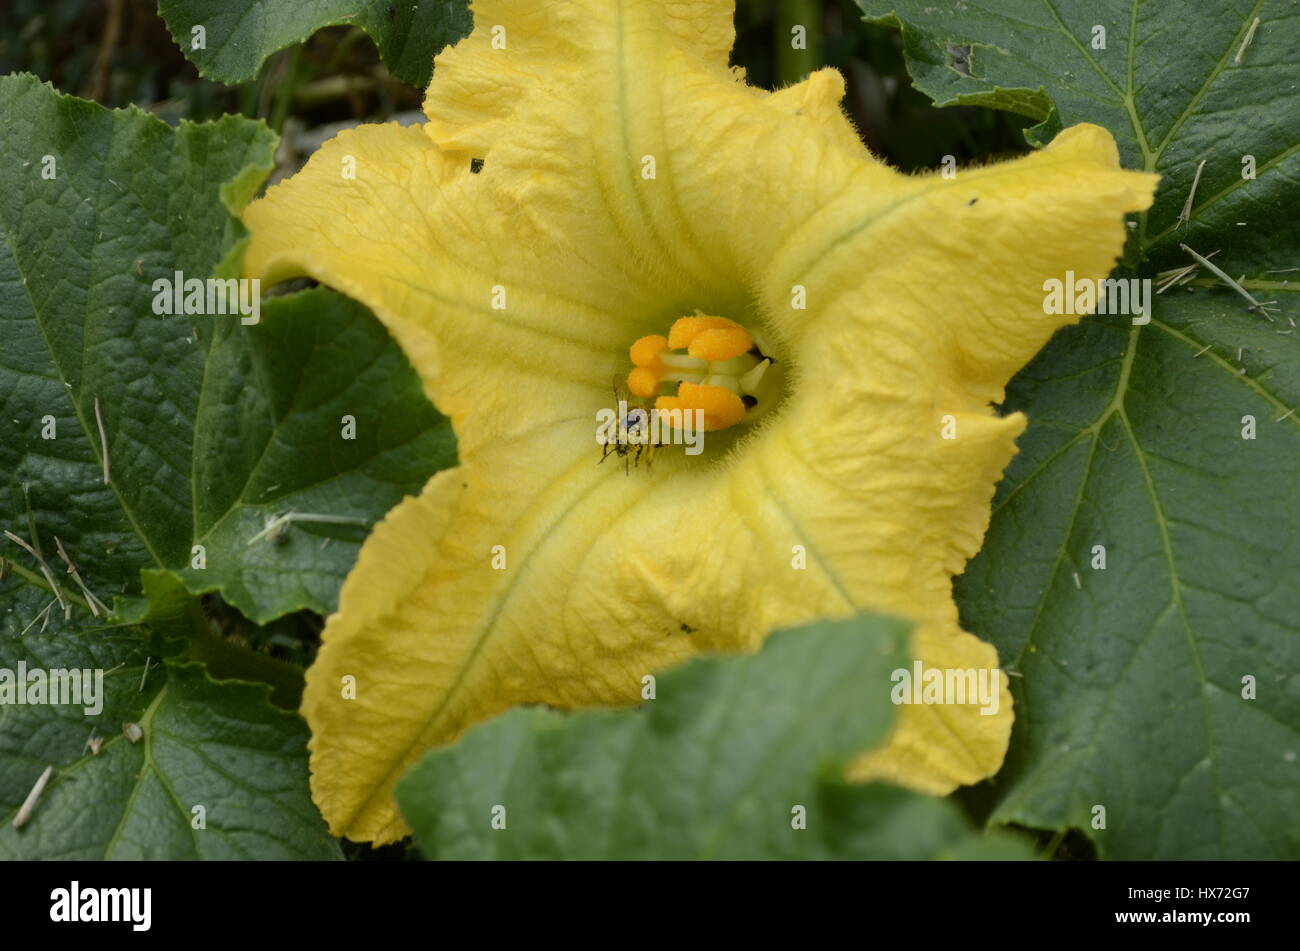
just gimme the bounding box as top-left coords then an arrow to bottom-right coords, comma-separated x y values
243,0 -> 1157,843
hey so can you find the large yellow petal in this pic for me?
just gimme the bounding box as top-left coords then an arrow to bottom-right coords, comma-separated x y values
301,443 -> 706,843
244,122 -> 650,457
423,0 -> 735,156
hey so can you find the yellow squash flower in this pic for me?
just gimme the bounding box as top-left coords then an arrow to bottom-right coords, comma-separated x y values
243,0 -> 1157,843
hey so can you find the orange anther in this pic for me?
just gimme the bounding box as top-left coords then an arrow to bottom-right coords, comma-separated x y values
627,367 -> 661,398
628,334 -> 669,397
630,334 -> 669,369
656,382 -> 747,432
666,315 -> 745,351
687,326 -> 752,361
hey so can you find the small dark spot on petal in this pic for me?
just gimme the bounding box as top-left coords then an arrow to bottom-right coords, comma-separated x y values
679,623 -> 696,634
967,197 -> 979,206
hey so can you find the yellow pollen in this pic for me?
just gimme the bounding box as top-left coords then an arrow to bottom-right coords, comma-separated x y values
627,367 -> 660,398
626,314 -> 773,433
656,383 -> 746,432
667,315 -> 746,352
630,334 -> 669,368
687,326 -> 752,361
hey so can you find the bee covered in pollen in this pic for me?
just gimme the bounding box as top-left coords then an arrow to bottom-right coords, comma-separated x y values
597,377 -> 661,473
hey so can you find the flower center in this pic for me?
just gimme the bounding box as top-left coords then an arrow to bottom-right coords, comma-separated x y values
626,314 -> 777,432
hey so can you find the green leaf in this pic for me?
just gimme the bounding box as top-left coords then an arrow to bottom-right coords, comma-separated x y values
174,286 -> 456,622
157,0 -> 472,87
0,74 -> 454,624
396,616 -> 1033,860
0,607 -> 340,859
861,2 -> 1300,857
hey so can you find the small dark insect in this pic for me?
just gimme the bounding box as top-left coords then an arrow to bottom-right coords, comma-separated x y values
601,409 -> 654,472
966,197 -> 979,206
679,623 -> 695,634
599,377 -> 659,473
470,158 -> 485,174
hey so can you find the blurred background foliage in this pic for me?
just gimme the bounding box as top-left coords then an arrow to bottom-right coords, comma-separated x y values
1,0 -> 1034,174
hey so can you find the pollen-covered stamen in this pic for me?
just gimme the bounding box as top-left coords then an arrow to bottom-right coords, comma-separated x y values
657,382 -> 745,431
627,314 -> 775,431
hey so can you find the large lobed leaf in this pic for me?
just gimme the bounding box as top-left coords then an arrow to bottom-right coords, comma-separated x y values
0,73 -> 453,625
860,0 -> 1300,858
0,601 -> 340,859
